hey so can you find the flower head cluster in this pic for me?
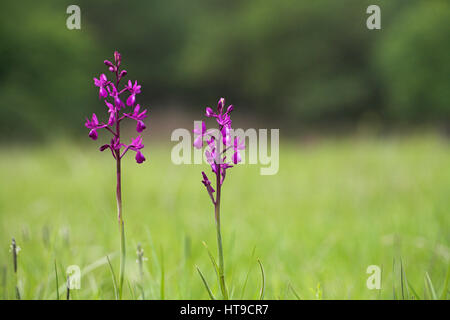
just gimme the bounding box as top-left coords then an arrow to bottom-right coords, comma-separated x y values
86,51 -> 148,163
194,98 -> 245,201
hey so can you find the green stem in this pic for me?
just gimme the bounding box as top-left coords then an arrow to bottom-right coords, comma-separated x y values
116,115 -> 125,299
119,219 -> 126,299
215,167 -> 228,300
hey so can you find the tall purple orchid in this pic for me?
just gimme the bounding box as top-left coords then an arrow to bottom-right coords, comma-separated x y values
194,98 -> 245,300
86,51 -> 148,299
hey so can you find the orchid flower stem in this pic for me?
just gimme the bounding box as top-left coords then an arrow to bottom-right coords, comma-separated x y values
215,167 -> 228,300
116,114 -> 126,300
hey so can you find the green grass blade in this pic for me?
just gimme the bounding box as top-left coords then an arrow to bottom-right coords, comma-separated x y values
407,280 -> 421,300
160,247 -> 165,300
289,282 -> 302,300
54,260 -> 59,300
424,272 -> 438,300
127,279 -> 136,300
106,256 -> 119,300
401,261 -> 410,300
257,259 -> 265,300
392,258 -> 396,300
440,265 -> 449,300
202,241 -> 219,279
240,246 -> 256,299
400,259 -> 405,300
196,266 -> 216,300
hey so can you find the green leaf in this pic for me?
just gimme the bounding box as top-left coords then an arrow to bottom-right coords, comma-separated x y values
196,266 -> 216,300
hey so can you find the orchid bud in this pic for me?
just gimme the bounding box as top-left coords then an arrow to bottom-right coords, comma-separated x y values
205,107 -> 215,117
217,98 -> 225,114
119,70 -> 127,78
114,51 -> 121,66
104,60 -> 114,67
99,144 -> 109,152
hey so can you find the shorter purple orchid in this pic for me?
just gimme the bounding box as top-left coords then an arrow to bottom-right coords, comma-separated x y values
196,98 -> 242,186
195,97 -> 244,300
94,74 -> 109,99
124,104 -> 148,133
126,80 -> 142,106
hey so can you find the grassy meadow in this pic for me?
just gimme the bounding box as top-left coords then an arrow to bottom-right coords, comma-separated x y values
0,133 -> 449,299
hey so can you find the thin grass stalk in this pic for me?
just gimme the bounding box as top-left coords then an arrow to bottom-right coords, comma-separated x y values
106,255 -> 119,300
11,238 -> 20,300
66,275 -> 70,300
136,244 -> 145,299
2,265 -> 6,300
54,260 -> 59,300
160,248 -> 165,300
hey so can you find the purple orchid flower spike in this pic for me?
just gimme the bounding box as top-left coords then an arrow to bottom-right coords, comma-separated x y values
195,97 -> 245,300
84,51 -> 150,299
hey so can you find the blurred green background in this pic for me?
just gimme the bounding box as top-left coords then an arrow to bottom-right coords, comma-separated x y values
0,0 -> 449,139
0,0 -> 449,300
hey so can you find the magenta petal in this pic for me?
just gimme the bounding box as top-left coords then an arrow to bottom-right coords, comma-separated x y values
205,107 -> 214,117
108,113 -> 115,126
135,151 -> 146,164
136,120 -> 146,133
89,129 -> 98,140
99,87 -> 108,98
127,94 -> 135,106
193,135 -> 203,149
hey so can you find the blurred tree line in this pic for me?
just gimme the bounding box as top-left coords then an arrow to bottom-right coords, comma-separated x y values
0,0 -> 448,140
